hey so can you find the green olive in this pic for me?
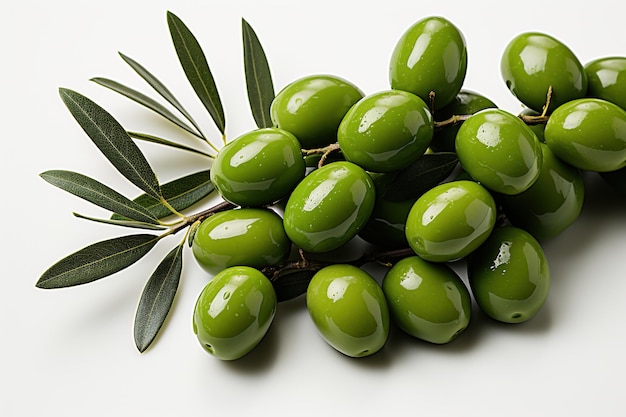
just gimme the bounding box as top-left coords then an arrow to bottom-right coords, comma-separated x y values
544,98 -> 626,172
283,161 -> 376,253
467,226 -> 550,324
270,74 -> 364,148
501,143 -> 585,240
405,180 -> 497,262
455,108 -> 543,195
306,264 -> 389,357
210,128 -> 306,207
430,90 -> 498,153
382,256 -> 471,344
192,208 -> 291,275
389,16 -> 467,110
585,57 -> 626,111
337,90 -> 434,173
501,32 -> 587,113
193,266 -> 277,360
358,173 -> 416,249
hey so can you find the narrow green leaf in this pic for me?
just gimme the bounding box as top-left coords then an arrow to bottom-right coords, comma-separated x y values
37,234 -> 160,289
167,11 -> 225,134
118,52 -> 205,139
242,18 -> 275,129
111,170 -> 214,221
91,77 -> 202,138
40,170 -> 159,224
59,88 -> 162,199
134,243 -> 184,353
73,212 -> 166,230
273,270 -> 316,302
382,152 -> 459,201
187,220 -> 201,247
128,131 -> 214,158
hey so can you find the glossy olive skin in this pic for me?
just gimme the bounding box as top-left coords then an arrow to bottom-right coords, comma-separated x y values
270,75 -> 364,148
390,16 -> 467,110
501,143 -> 585,240
192,208 -> 291,275
383,256 -> 471,344
544,98 -> 626,172
468,227 -> 550,324
306,264 -> 390,357
210,128 -> 305,207
405,180 -> 497,262
283,161 -> 376,253
358,173 -> 415,249
456,108 -> 543,195
430,90 -> 498,152
501,32 -> 587,113
193,266 -> 277,360
337,90 -> 434,173
585,57 -> 626,110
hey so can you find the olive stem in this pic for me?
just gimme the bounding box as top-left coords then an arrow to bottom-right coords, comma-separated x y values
541,85 -> 554,117
301,142 -> 340,157
317,143 -> 341,168
518,113 -> 550,125
518,85 -> 553,125
302,142 -> 342,168
164,199 -> 236,237
264,246 -> 416,281
434,114 -> 472,129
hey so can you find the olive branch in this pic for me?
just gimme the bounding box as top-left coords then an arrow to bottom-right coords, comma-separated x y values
37,10 -> 551,354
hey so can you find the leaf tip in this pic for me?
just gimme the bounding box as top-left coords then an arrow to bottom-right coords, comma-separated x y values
35,275 -> 53,289
135,340 -> 149,354
166,10 -> 178,22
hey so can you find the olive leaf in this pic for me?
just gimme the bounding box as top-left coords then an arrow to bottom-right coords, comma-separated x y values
272,270 -> 316,302
111,169 -> 214,221
382,152 -> 459,201
118,52 -> 206,139
134,243 -> 184,353
167,11 -> 225,135
187,220 -> 201,247
59,88 -> 162,200
242,18 -> 275,129
40,170 -> 160,224
37,234 -> 160,289
73,212 -> 166,230
91,77 -> 202,138
128,131 -> 214,158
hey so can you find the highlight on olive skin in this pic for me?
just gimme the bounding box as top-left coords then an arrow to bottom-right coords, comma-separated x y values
193,266 -> 278,360
467,227 -> 550,324
306,264 -> 390,358
383,256 -> 472,344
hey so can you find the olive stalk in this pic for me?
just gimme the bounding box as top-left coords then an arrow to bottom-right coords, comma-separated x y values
518,86 -> 553,124
302,142 -> 341,168
433,114 -> 472,128
262,246 -> 415,281
165,199 -> 236,237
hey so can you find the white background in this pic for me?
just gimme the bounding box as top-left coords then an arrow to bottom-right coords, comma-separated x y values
3,0 -> 625,416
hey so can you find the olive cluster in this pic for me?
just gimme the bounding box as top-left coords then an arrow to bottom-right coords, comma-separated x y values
191,16 -> 626,360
